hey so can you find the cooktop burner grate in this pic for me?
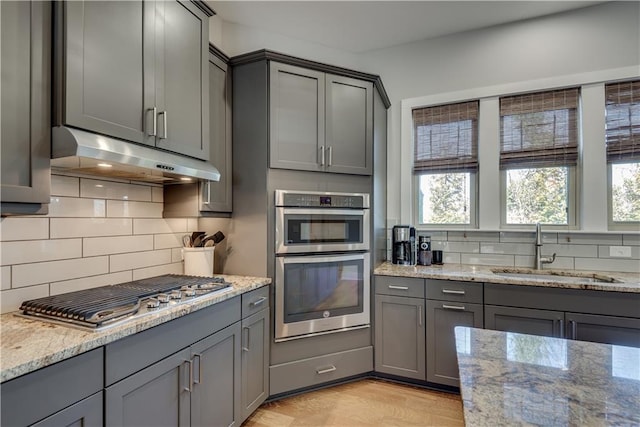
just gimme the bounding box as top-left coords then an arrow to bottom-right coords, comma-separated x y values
19,274 -> 231,329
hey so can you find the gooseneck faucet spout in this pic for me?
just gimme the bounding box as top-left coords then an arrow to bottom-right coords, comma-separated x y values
534,223 -> 556,270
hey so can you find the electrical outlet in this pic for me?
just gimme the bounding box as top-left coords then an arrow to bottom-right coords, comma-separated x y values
609,246 -> 632,258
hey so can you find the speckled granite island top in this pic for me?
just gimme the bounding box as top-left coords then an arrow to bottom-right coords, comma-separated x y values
374,262 -> 640,293
454,327 -> 640,426
0,275 -> 270,383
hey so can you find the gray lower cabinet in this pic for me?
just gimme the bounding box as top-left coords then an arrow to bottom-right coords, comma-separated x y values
1,0 -> 50,215
241,308 -> 270,422
426,300 -> 483,387
485,305 -> 565,338
105,348 -> 192,427
32,392 -> 103,427
374,294 -> 426,380
565,312 -> 640,347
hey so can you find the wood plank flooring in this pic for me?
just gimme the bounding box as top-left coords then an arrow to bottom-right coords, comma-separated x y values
242,378 -> 465,427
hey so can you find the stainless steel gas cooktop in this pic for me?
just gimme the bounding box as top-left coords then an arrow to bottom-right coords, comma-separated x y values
18,274 -> 232,331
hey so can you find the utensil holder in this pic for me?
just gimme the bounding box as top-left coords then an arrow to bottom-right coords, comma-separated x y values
183,247 -> 215,276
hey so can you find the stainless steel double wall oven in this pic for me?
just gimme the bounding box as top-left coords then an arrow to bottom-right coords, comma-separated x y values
274,190 -> 370,341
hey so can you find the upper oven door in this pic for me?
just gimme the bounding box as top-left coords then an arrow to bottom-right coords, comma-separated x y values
275,207 -> 370,254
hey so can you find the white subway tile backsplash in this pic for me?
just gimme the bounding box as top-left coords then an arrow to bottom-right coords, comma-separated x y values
107,200 -> 163,218
1,284 -> 49,314
557,233 -> 622,245
12,256 -> 109,288
514,255 -> 575,270
443,252 -> 461,264
481,242 -> 534,256
575,257 -> 640,273
51,175 -> 79,197
133,218 -> 188,235
543,243 -> 598,258
460,253 -> 514,267
623,234 -> 640,246
132,263 -> 183,280
597,245 -> 640,259
431,241 -> 480,253
155,233 -> 184,250
417,231 -> 448,241
51,271 -> 133,295
1,266 -> 10,290
151,186 -> 164,203
498,231 -> 557,244
1,239 -> 82,266
110,249 -> 172,272
188,218 -> 199,231
0,218 -> 49,241
51,218 -> 132,238
83,235 -> 154,257
172,248 -> 184,263
81,178 -> 152,201
48,197 -> 106,218
448,231 -> 499,242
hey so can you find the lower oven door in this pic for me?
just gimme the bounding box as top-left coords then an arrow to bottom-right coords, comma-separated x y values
275,252 -> 370,341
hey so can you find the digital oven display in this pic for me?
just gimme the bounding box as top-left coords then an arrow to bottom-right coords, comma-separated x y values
320,196 -> 331,206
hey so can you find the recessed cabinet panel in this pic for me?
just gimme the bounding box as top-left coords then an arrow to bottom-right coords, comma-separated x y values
241,309 -> 270,421
485,305 -> 563,338
270,62 -> 325,172
566,313 -> 640,347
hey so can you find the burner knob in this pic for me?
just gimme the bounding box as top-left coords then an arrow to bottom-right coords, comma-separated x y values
157,293 -> 170,303
170,290 -> 182,300
147,298 -> 160,309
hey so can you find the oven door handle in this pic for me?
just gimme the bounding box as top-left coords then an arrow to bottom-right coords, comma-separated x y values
281,208 -> 366,216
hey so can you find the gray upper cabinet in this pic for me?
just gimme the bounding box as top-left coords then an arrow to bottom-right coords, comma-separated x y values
269,62 -> 373,175
1,0 -> 51,215
58,0 -> 211,160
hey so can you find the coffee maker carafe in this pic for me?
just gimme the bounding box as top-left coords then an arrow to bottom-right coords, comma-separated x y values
392,225 -> 416,265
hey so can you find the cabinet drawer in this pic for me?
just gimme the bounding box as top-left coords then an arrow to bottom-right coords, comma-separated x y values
269,346 -> 373,396
375,276 -> 424,298
425,279 -> 483,303
242,286 -> 270,319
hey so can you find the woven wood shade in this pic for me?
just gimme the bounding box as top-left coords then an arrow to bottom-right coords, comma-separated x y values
412,101 -> 478,173
606,80 -> 640,163
500,88 -> 579,169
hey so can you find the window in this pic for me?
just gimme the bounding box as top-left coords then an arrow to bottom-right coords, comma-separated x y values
412,101 -> 478,226
500,88 -> 579,226
606,80 -> 640,226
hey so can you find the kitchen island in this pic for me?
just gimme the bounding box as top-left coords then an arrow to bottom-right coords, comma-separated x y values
454,326 -> 640,426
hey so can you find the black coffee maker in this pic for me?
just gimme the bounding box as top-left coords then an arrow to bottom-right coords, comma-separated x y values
392,225 -> 416,265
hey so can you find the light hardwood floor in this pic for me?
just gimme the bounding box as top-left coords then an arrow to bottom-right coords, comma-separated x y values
242,378 -> 465,427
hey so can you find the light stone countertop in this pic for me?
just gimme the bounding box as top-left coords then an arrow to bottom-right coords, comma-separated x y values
374,262 -> 640,293
454,326 -> 640,426
0,275 -> 271,383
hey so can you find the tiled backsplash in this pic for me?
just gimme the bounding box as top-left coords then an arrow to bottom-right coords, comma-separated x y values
0,174 -> 229,314
386,230 -> 640,274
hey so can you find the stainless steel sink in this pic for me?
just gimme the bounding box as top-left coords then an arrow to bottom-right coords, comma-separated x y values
490,268 -> 619,284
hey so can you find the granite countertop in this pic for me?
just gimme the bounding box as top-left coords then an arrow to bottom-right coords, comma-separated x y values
374,262 -> 640,293
0,275 -> 271,383
454,326 -> 640,426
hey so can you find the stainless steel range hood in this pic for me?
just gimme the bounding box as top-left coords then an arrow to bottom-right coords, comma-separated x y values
51,126 -> 220,184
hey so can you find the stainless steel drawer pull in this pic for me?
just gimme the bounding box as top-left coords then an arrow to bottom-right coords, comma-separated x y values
148,107 -> 157,136
418,305 -> 423,326
442,304 -> 466,311
388,285 -> 409,290
250,296 -> 267,307
183,359 -> 193,392
193,353 -> 202,384
316,365 -> 337,375
442,289 -> 465,295
327,146 -> 333,167
159,110 -> 168,139
242,326 -> 250,352
320,146 -> 325,166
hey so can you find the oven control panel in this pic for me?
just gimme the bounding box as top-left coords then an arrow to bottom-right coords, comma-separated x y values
277,190 -> 369,209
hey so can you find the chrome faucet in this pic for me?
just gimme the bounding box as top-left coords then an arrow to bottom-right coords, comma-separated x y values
534,223 -> 556,270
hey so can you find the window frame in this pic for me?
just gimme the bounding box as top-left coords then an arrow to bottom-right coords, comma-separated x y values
413,171 -> 478,229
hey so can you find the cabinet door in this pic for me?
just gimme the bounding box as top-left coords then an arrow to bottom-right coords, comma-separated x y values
105,348 -> 191,427
191,323 -> 241,427
241,308 -> 270,422
374,295 -> 426,380
202,52 -> 233,212
1,0 -> 50,213
485,305 -> 564,338
269,62 -> 325,172
63,0 -> 154,145
566,312 -> 640,347
426,300 -> 483,387
32,392 -> 103,427
325,74 -> 373,175
155,0 -> 209,160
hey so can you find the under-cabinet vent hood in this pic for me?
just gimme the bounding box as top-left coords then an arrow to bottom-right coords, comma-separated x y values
51,126 -> 220,184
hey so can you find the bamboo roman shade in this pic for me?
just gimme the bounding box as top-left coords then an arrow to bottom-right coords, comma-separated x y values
605,80 -> 640,163
412,101 -> 479,174
500,88 -> 579,169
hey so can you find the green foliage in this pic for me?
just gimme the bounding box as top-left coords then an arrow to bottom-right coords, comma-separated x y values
612,163 -> 640,222
506,167 -> 567,224
419,173 -> 470,224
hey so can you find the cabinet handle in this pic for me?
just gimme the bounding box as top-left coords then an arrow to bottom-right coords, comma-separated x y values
568,319 -> 577,340
442,304 -> 466,311
159,110 -> 168,139
203,181 -> 211,205
316,365 -> 336,375
242,326 -> 250,352
418,305 -> 423,326
388,285 -> 409,290
148,107 -> 157,136
250,296 -> 267,307
183,359 -> 193,392
319,146 -> 325,166
327,146 -> 333,167
442,289 -> 465,295
193,353 -> 202,384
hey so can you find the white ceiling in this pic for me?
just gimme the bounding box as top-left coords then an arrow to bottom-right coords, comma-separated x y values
208,1 -> 604,53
